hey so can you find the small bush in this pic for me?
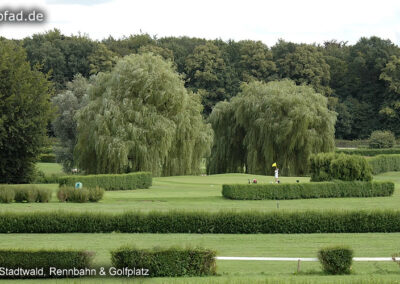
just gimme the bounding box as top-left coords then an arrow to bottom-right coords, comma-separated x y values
88,186 -> 104,202
111,246 -> 216,277
222,181 -> 394,200
318,246 -> 353,275
57,186 -> 104,203
310,153 -> 372,182
392,253 -> 400,269
59,172 -> 152,191
14,187 -> 38,203
0,186 -> 15,203
330,154 -> 372,181
368,154 -> 400,174
0,249 -> 94,278
369,130 -> 395,149
36,188 -> 53,203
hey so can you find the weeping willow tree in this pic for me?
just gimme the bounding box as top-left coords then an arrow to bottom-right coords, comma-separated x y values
208,80 -> 337,176
75,53 -> 213,176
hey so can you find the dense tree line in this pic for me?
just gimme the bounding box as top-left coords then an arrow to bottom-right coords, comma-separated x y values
16,29 -> 400,140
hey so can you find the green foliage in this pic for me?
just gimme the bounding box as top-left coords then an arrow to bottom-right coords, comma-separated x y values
0,40 -> 53,184
330,154 -> 372,181
0,249 -> 94,278
23,29 -> 97,90
185,42 -> 229,115
318,246 -> 353,275
52,74 -> 90,172
38,153 -> 56,163
272,41 -> 332,95
0,186 -> 15,203
368,154 -> 400,174
57,186 -> 104,203
369,130 -> 396,149
57,186 -> 88,202
222,181 -> 394,200
336,148 -> 400,156
310,153 -> 372,181
59,172 -> 152,191
34,171 -> 65,184
75,53 -> 212,176
1,210 -> 400,234
88,43 -> 117,74
208,80 -> 336,176
111,246 -> 216,277
0,185 -> 52,203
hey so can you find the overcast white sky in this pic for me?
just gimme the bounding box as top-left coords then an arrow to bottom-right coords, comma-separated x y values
1,0 -> 400,46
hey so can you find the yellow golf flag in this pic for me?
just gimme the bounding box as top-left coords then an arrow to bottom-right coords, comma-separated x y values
272,162 -> 277,167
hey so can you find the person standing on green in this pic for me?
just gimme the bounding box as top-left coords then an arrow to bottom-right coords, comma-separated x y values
272,163 -> 279,183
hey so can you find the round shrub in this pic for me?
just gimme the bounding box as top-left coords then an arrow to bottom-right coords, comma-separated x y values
318,246 -> 353,275
369,130 -> 395,149
36,188 -> 53,203
88,186 -> 104,202
57,186 -> 104,203
14,187 -> 38,203
310,153 -> 372,182
330,154 -> 372,181
0,186 -> 15,203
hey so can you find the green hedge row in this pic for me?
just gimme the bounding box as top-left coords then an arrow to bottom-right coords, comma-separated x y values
58,172 -> 152,191
0,185 -> 52,203
0,249 -> 93,278
111,247 -> 216,277
38,154 -> 56,163
221,181 -> 394,200
336,148 -> 400,156
368,154 -> 400,174
1,210 -> 400,234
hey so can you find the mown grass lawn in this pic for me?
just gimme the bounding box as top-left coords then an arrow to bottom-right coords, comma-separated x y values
3,164 -> 400,283
1,169 -> 399,213
0,233 -> 399,283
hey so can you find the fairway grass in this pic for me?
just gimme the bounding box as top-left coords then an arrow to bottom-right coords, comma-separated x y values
2,169 -> 400,283
0,233 -> 399,283
1,172 -> 399,213
36,162 -> 64,175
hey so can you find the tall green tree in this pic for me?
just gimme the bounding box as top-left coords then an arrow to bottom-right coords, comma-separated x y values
75,53 -> 212,176
0,40 -> 53,183
379,55 -> 400,135
52,74 -> 90,172
236,40 -> 277,82
88,43 -> 118,74
23,29 -> 97,90
272,40 -> 332,95
208,80 -> 336,176
185,42 -> 229,115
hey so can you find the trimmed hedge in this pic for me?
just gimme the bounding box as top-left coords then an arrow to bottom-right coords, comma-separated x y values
111,247 -> 216,277
221,181 -> 394,200
57,186 -> 104,203
336,148 -> 400,156
1,210 -> 400,234
0,249 -> 94,278
318,246 -> 353,275
59,172 -> 152,191
368,154 -> 400,174
0,185 -> 52,203
38,153 -> 56,163
310,153 -> 372,182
